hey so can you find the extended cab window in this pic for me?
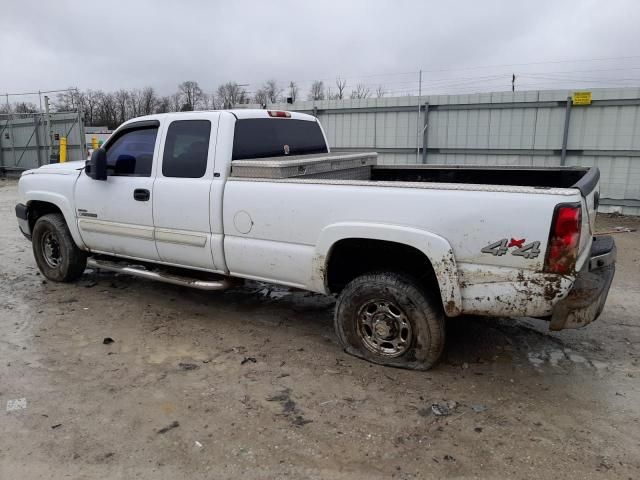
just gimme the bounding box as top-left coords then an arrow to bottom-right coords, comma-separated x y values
162,120 -> 211,178
105,127 -> 158,177
232,118 -> 328,160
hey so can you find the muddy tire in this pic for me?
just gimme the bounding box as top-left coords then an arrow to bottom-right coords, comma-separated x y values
32,213 -> 87,282
334,272 -> 445,370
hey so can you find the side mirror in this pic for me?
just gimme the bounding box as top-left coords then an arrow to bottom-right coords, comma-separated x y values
86,148 -> 107,180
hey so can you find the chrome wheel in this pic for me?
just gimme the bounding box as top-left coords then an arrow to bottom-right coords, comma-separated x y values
42,231 -> 62,268
357,299 -> 412,357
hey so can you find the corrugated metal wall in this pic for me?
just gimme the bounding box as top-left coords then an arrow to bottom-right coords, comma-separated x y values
0,112 -> 85,172
265,87 -> 640,214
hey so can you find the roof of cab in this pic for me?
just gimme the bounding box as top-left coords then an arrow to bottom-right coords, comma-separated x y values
120,109 -> 315,127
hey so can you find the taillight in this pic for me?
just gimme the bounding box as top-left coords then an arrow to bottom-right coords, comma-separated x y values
267,110 -> 291,118
544,203 -> 582,274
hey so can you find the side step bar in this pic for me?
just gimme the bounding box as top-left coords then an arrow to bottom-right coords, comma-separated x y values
87,258 -> 232,291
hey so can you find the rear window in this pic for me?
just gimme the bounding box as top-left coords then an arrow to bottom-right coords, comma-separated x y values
232,118 -> 328,160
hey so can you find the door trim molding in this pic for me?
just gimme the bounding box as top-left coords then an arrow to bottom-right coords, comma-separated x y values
78,219 -> 154,240
78,219 -> 208,247
155,228 -> 207,247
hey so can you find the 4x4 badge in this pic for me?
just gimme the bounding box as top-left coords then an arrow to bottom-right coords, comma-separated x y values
481,238 -> 541,259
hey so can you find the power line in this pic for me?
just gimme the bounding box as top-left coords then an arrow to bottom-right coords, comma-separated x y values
1,88 -> 76,97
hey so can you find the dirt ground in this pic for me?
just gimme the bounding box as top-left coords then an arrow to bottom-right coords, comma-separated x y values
0,178 -> 639,480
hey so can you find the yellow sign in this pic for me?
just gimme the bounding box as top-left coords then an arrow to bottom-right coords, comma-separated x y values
572,91 -> 592,105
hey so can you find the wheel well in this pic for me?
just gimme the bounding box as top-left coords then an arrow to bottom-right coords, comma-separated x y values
28,201 -> 63,231
325,238 -> 440,298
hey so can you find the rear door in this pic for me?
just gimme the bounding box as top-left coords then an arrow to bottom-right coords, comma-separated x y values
152,115 -> 219,270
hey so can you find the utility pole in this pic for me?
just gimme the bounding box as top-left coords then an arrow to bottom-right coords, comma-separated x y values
417,69 -> 422,163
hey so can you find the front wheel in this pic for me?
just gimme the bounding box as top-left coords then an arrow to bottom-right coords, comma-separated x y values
334,272 -> 445,370
32,213 -> 87,282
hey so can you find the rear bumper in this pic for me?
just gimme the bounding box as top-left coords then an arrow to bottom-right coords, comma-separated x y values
549,235 -> 616,330
15,203 -> 31,240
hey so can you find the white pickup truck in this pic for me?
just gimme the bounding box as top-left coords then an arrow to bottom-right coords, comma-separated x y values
15,109 -> 616,370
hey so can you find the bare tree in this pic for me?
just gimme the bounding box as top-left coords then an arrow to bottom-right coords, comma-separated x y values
178,81 -> 203,111
210,92 -> 222,110
216,82 -> 248,109
200,93 -> 214,110
114,89 -> 129,123
155,96 -> 172,114
55,88 -> 83,112
264,79 -> 282,103
308,80 -> 325,101
350,83 -> 371,99
336,77 -> 347,99
82,89 -> 103,125
375,85 -> 386,98
95,92 -> 118,128
14,102 -> 38,113
169,92 -> 183,112
288,81 -> 298,103
126,89 -> 142,118
139,87 -> 158,115
253,88 -> 268,106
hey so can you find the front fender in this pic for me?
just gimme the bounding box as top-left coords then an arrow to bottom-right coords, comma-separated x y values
313,222 -> 462,316
25,191 -> 85,249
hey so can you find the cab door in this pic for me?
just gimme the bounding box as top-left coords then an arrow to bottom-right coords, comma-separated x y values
152,115 -> 219,270
74,121 -> 161,260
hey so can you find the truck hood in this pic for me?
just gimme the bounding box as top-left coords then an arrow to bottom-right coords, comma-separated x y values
22,160 -> 86,176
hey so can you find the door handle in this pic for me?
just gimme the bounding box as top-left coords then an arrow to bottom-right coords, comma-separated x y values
133,189 -> 150,201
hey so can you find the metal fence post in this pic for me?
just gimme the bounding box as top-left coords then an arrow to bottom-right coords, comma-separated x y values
422,102 -> 429,164
44,96 -> 52,162
77,109 -> 86,160
8,117 -> 18,169
33,114 -> 43,166
416,69 -> 422,163
6,94 -> 18,168
560,96 -> 572,165
373,104 -> 377,150
0,118 -> 5,171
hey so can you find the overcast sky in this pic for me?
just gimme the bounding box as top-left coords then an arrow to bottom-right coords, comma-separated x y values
2,0 -> 640,99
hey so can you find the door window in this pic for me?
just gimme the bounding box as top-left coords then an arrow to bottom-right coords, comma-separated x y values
162,120 -> 211,178
105,127 -> 158,176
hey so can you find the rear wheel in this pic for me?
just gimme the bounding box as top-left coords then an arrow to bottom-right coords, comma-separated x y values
32,213 -> 87,282
334,272 -> 445,370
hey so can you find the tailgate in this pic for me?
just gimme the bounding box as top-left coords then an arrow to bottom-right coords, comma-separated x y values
574,167 -> 600,267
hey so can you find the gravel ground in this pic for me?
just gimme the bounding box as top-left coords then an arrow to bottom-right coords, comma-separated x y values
0,178 -> 639,479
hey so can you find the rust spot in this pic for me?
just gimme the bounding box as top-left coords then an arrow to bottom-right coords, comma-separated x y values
444,300 -> 457,316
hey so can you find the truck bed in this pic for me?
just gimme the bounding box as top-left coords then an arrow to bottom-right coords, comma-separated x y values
371,164 -> 592,191
231,151 -> 596,193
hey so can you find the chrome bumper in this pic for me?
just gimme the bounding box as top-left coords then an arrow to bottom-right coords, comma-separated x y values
549,236 -> 616,330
